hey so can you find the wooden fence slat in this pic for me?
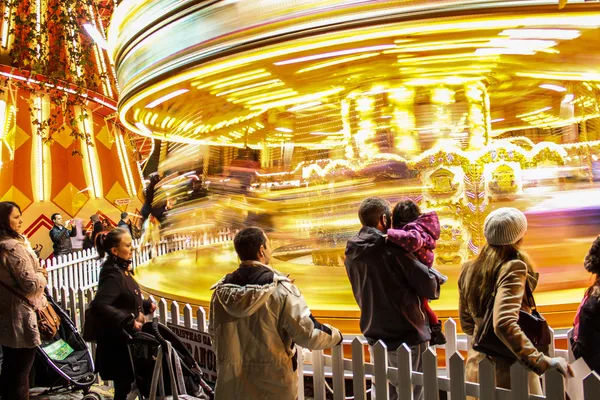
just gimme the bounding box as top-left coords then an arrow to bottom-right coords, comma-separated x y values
373,341 -> 390,400
396,344 -> 413,400
68,287 -> 77,326
423,347 -> 438,400
197,307 -> 207,332
147,295 -> 156,319
183,304 -> 193,328
352,337 -> 366,400
170,301 -> 180,325
312,349 -> 326,400
509,362 -> 529,400
332,344 -> 346,400
78,288 -> 86,327
544,367 -> 565,400
297,346 -> 305,400
158,298 -> 168,325
584,371 -> 600,400
60,287 -> 68,312
449,352 -> 466,400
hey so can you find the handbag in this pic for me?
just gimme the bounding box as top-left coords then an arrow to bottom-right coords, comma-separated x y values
473,276 -> 551,359
0,280 -> 61,341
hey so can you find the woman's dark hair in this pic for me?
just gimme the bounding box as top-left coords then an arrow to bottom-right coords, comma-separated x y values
234,227 -> 266,261
0,201 -> 22,240
584,236 -> 600,297
392,200 -> 421,229
95,227 -> 129,258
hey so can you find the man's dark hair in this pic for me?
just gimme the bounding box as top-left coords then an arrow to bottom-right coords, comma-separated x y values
121,212 -> 128,220
0,202 -> 22,240
51,213 -> 61,222
234,227 -> 267,261
358,197 -> 390,228
392,200 -> 421,229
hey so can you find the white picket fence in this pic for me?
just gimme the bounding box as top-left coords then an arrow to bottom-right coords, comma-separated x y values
44,229 -> 235,291
46,283 -> 600,400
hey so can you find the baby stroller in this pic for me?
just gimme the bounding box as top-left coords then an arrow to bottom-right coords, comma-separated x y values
31,293 -> 98,398
128,318 -> 214,399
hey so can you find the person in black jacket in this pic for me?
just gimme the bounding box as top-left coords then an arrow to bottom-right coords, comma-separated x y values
345,197 -> 440,400
117,212 -> 132,236
89,228 -> 156,399
83,214 -> 103,250
573,235 -> 600,372
49,213 -> 77,256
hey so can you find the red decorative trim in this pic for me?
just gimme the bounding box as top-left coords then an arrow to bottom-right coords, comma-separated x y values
23,214 -> 54,237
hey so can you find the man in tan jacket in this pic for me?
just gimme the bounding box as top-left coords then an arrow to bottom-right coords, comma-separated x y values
209,227 -> 343,400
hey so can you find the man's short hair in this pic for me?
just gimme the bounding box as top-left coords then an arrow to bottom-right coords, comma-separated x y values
121,212 -> 128,220
51,213 -> 61,222
358,197 -> 390,228
234,227 -> 267,261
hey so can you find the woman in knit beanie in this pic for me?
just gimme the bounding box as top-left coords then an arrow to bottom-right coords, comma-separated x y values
458,207 -> 571,396
572,236 -> 600,372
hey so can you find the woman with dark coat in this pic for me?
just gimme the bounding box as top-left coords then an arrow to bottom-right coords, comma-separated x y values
89,228 -> 156,399
572,235 -> 600,372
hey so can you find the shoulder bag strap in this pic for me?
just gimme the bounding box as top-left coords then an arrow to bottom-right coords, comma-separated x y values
524,280 -> 537,310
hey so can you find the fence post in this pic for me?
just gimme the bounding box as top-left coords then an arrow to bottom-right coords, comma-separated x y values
373,341 -> 390,400
158,298 -> 168,325
545,368 -> 565,400
449,352 -> 466,400
548,327 -> 556,357
584,371 -> 600,399
183,304 -> 193,328
78,288 -> 86,327
297,346 -> 305,400
332,344 -> 346,400
60,287 -> 68,312
509,362 -> 529,400
170,301 -> 180,325
396,344 -> 414,400
68,287 -> 77,326
312,349 -> 326,400
566,328 -> 575,363
352,338 -> 366,400
479,352 -> 496,400
197,307 -> 207,332
423,347 -> 439,400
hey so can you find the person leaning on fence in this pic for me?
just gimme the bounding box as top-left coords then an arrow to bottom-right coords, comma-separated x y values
209,227 -> 343,400
344,197 -> 441,400
572,235 -> 600,372
458,207 -> 572,396
88,228 -> 157,400
0,201 -> 48,400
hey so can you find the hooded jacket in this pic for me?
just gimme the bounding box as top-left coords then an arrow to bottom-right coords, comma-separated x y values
387,211 -> 440,268
209,261 -> 342,400
345,227 -> 440,349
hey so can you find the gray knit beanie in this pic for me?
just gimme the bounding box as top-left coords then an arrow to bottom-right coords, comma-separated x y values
484,207 -> 527,246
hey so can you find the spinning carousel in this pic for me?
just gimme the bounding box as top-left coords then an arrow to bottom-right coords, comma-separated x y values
110,0 -> 600,332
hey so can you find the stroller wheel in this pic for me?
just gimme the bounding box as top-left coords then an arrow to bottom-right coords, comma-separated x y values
82,393 -> 103,400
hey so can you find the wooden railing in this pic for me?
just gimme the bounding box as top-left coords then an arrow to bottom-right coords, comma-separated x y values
44,229 -> 235,291
45,283 -> 599,400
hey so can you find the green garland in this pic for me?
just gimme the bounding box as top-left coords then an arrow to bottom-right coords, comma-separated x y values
0,0 -> 114,156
